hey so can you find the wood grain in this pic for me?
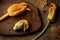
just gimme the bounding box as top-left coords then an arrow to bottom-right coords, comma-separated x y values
0,0 -> 41,35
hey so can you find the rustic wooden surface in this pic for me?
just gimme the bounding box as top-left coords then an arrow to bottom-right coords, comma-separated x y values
0,0 -> 60,40
0,1 -> 41,35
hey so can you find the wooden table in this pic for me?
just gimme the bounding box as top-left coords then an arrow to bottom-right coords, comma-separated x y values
0,0 -> 60,40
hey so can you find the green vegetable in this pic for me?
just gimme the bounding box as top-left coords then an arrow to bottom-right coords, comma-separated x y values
13,20 -> 29,32
13,20 -> 24,31
33,3 -> 57,40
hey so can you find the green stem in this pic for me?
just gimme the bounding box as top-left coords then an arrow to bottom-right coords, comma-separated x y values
33,20 -> 50,40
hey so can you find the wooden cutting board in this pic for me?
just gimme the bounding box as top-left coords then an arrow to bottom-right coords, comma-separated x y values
0,0 -> 41,36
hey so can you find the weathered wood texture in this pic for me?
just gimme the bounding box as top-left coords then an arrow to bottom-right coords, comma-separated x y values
0,0 -> 41,35
0,0 -> 60,40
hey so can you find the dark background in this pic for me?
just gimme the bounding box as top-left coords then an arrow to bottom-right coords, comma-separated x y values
0,0 -> 60,40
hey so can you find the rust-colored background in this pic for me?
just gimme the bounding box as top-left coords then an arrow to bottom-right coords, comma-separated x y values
0,0 -> 60,40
